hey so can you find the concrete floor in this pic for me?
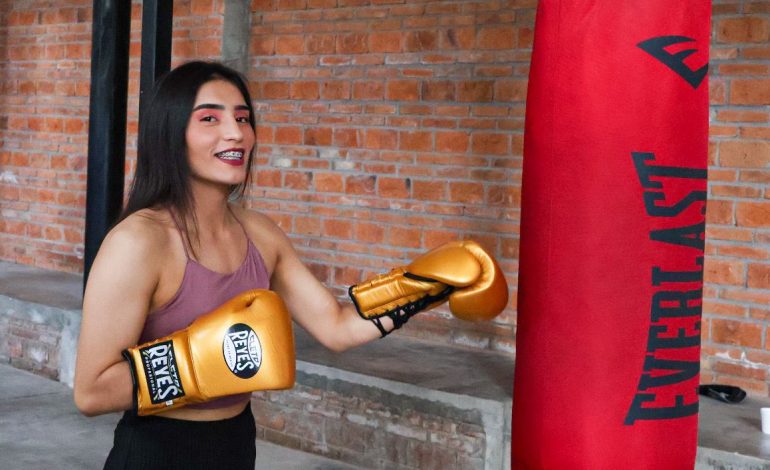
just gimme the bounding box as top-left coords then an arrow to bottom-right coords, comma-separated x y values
0,364 -> 357,470
698,393 -> 770,468
4,363 -> 770,470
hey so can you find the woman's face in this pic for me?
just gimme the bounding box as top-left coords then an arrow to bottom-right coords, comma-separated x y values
185,79 -> 255,189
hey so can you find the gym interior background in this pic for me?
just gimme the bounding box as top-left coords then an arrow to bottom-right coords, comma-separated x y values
0,0 -> 768,452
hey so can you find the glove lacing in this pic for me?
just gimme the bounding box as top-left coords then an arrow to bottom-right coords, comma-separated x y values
366,282 -> 454,338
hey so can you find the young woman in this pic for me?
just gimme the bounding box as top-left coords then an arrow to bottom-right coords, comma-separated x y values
73,61 -> 505,469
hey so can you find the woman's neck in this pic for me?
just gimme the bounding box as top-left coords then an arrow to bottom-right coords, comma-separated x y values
187,180 -> 235,236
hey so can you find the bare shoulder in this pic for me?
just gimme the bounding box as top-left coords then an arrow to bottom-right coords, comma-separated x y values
231,205 -> 285,236
102,208 -> 174,257
230,205 -> 292,272
88,209 -> 177,290
84,208 -> 176,313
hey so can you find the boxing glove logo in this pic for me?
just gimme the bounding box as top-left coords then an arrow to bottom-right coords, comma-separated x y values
223,323 -> 262,379
140,341 -> 185,405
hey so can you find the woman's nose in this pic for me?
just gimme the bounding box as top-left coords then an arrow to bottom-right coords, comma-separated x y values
222,116 -> 244,141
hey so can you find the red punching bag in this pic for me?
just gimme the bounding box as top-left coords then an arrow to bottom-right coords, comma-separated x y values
512,1 -> 710,468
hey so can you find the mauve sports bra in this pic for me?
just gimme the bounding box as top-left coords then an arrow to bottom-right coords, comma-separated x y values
138,211 -> 270,410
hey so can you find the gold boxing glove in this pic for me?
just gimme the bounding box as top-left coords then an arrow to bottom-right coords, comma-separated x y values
123,289 -> 295,416
349,240 -> 508,336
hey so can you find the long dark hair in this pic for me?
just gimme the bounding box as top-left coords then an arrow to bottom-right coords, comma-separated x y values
121,61 -> 256,256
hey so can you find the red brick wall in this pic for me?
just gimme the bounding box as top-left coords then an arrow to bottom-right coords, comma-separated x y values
251,375 -> 489,469
702,1 -> 770,394
246,0 -> 527,351
0,0 -> 92,270
0,0 -> 223,272
1,1 -> 769,389
0,315 -> 61,380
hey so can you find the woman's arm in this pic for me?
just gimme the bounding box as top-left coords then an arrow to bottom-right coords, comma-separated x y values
250,214 -> 390,352
246,211 -> 507,352
73,217 -> 163,416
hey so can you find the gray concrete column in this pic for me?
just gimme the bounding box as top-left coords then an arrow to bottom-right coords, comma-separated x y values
222,0 -> 252,75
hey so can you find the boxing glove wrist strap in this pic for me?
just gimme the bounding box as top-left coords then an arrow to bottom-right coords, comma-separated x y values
122,349 -> 141,414
350,274 -> 454,338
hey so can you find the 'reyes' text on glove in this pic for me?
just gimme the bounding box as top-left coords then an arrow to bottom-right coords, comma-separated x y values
123,289 -> 295,416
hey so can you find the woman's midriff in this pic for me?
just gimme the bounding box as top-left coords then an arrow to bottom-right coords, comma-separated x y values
154,399 -> 250,421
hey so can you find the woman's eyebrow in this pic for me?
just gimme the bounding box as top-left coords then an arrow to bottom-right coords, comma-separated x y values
192,103 -> 224,111
192,103 -> 250,111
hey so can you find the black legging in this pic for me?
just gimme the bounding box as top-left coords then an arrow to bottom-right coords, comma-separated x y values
103,404 -> 256,470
